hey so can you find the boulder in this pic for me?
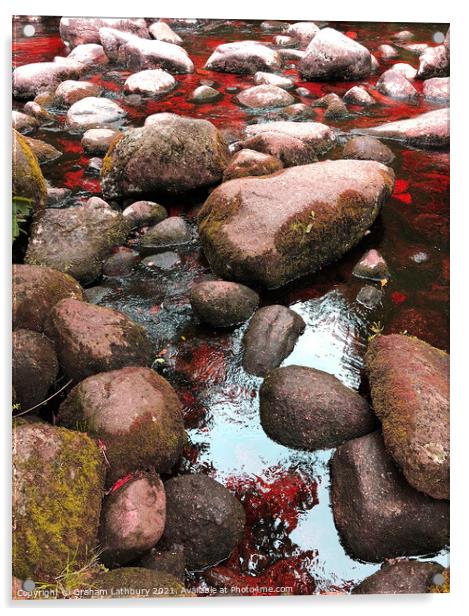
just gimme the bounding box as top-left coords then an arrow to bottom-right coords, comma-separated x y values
13,421 -> 105,581
25,205 -> 129,284
123,200 -> 168,228
191,85 -> 221,103
13,61 -> 80,99
352,248 -> 390,280
101,113 -> 229,198
190,280 -> 259,328
47,186 -> 72,206
65,43 -> 109,67
198,159 -> 394,289
253,71 -> 295,90
352,560 -> 444,594
330,432 -> 449,562
54,80 -> 103,106
285,22 -> 319,48
12,130 -> 47,213
223,149 -> 283,181
237,84 -> 294,109
376,69 -> 418,101
66,96 -> 126,131
260,365 -> 375,450
59,17 -> 149,47
12,329 -> 58,410
300,27 -> 372,80
149,21 -> 182,45
12,111 -> 38,134
13,264 -> 84,332
162,474 -> 245,570
242,305 -> 305,376
140,217 -> 191,253
23,136 -> 62,164
103,248 -> 139,277
45,298 -> 152,381
99,28 -> 194,73
58,367 -> 183,484
99,472 -> 166,566
204,40 -> 281,73
343,85 -> 375,106
142,252 -> 181,270
417,45 -> 449,79
358,108 -> 449,148
423,77 -> 449,103
377,44 -> 398,58
124,69 -> 176,96
365,334 -> 449,500
342,136 -> 395,164
138,544 -> 185,581
391,62 -> 417,80
90,568 -> 186,598
81,128 -> 119,155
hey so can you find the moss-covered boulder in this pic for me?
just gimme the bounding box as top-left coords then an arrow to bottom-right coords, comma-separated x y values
101,113 -> 229,199
365,334 -> 449,500
57,366 -> 184,485
352,560 -> 444,594
13,264 -> 84,332
89,567 -> 187,599
198,159 -> 394,289
25,205 -> 130,284
12,421 -> 106,582
45,299 -> 152,381
12,129 -> 47,213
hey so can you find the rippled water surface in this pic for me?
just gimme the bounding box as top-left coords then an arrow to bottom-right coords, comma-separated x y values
13,16 -> 449,594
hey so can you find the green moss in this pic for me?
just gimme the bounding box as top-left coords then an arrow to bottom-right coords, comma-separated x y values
91,567 -> 188,598
12,130 -> 47,213
100,132 -> 124,178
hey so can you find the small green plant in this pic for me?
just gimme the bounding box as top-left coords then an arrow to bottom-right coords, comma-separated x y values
368,320 -> 384,342
12,196 -> 33,242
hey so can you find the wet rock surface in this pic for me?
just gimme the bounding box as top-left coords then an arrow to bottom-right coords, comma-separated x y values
138,544 -> 186,581
423,77 -> 449,103
90,567 -> 186,598
13,130 -> 47,213
190,280 -> 259,328
342,136 -> 395,164
237,84 -> 294,109
223,148 -> 283,181
352,248 -> 390,281
54,80 -> 103,105
205,40 -> 281,73
122,200 -> 168,228
124,69 -> 176,95
81,128 -> 119,155
376,69 -> 418,101
66,96 -> 126,130
365,334 -> 449,499
140,217 -> 192,253
352,559 -> 444,594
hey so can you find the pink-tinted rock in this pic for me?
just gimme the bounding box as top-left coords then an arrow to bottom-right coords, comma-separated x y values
423,77 -> 449,103
352,248 -> 390,280
66,96 -> 126,130
124,69 -> 176,96
205,40 -> 281,74
23,100 -> 53,122
140,217 -> 191,252
343,136 -> 395,164
149,21 -> 182,45
54,80 -> 103,106
377,44 -> 398,58
253,71 -> 294,90
285,22 -> 319,48
65,43 -> 109,67
59,17 -> 149,47
417,44 -> 449,79
123,200 -> 168,228
13,61 -> 81,99
23,136 -> 62,164
343,85 -> 375,106
376,69 -> 418,101
392,30 -> 414,42
81,128 -> 118,155
191,85 -> 221,103
12,110 -> 38,134
391,62 -> 417,80
352,560 -> 444,594
103,248 -> 139,277
237,84 -> 294,109
223,148 -> 283,181
190,280 -> 259,327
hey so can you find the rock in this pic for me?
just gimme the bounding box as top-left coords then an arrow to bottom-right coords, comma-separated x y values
204,40 -> 281,73
12,111 -> 38,134
191,85 -> 221,103
24,100 -> 53,123
102,113 -> 229,198
66,96 -> 126,131
149,21 -> 182,45
365,334 -> 449,500
352,560 -> 444,594
25,205 -> 129,284
356,285 -> 383,309
237,84 -> 294,109
352,248 -> 390,280
12,329 -> 58,410
138,544 -> 185,581
278,103 -> 316,121
242,305 -> 305,376
324,97 -> 349,120
82,128 -> 118,155
59,17 -> 149,47
343,85 -> 374,106
99,28 -> 194,73
391,62 -> 417,80
403,43 -> 428,55
371,54 -> 380,72
376,69 -> 418,101
273,35 -> 297,47
296,86 -> 311,97
253,71 -> 294,90
223,149 -> 283,181
261,20 -> 290,32
124,69 -> 176,96
13,264 -> 84,332
198,159 -> 394,289
423,77 -> 450,103
12,130 -> 47,212
13,61 -> 80,99
54,80 -> 103,105
13,421 -> 105,581
47,186 -> 71,206
190,280 -> 259,328
90,568 -> 186,598
162,474 -> 245,570
286,22 -> 319,48
66,43 -> 109,67
103,248 -> 139,277
87,157 -> 102,174
359,108 -> 449,148
392,30 -> 414,42
45,298 -> 152,381
343,136 -> 395,164
22,136 -> 61,165
140,217 -> 191,253
260,365 -> 375,450
142,252 -> 181,270
300,27 -> 372,80
99,472 -> 166,566
279,48 -> 305,61
330,432 -> 449,562
417,45 -> 449,79
377,44 -> 398,58
123,200 -> 168,228
444,27 -> 450,52
85,196 -> 111,210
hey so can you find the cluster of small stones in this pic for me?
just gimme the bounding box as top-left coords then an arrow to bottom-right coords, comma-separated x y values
12,16 -> 449,598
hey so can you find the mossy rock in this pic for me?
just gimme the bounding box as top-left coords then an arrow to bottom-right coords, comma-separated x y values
89,567 -> 188,599
12,421 -> 106,582
12,129 -> 47,213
